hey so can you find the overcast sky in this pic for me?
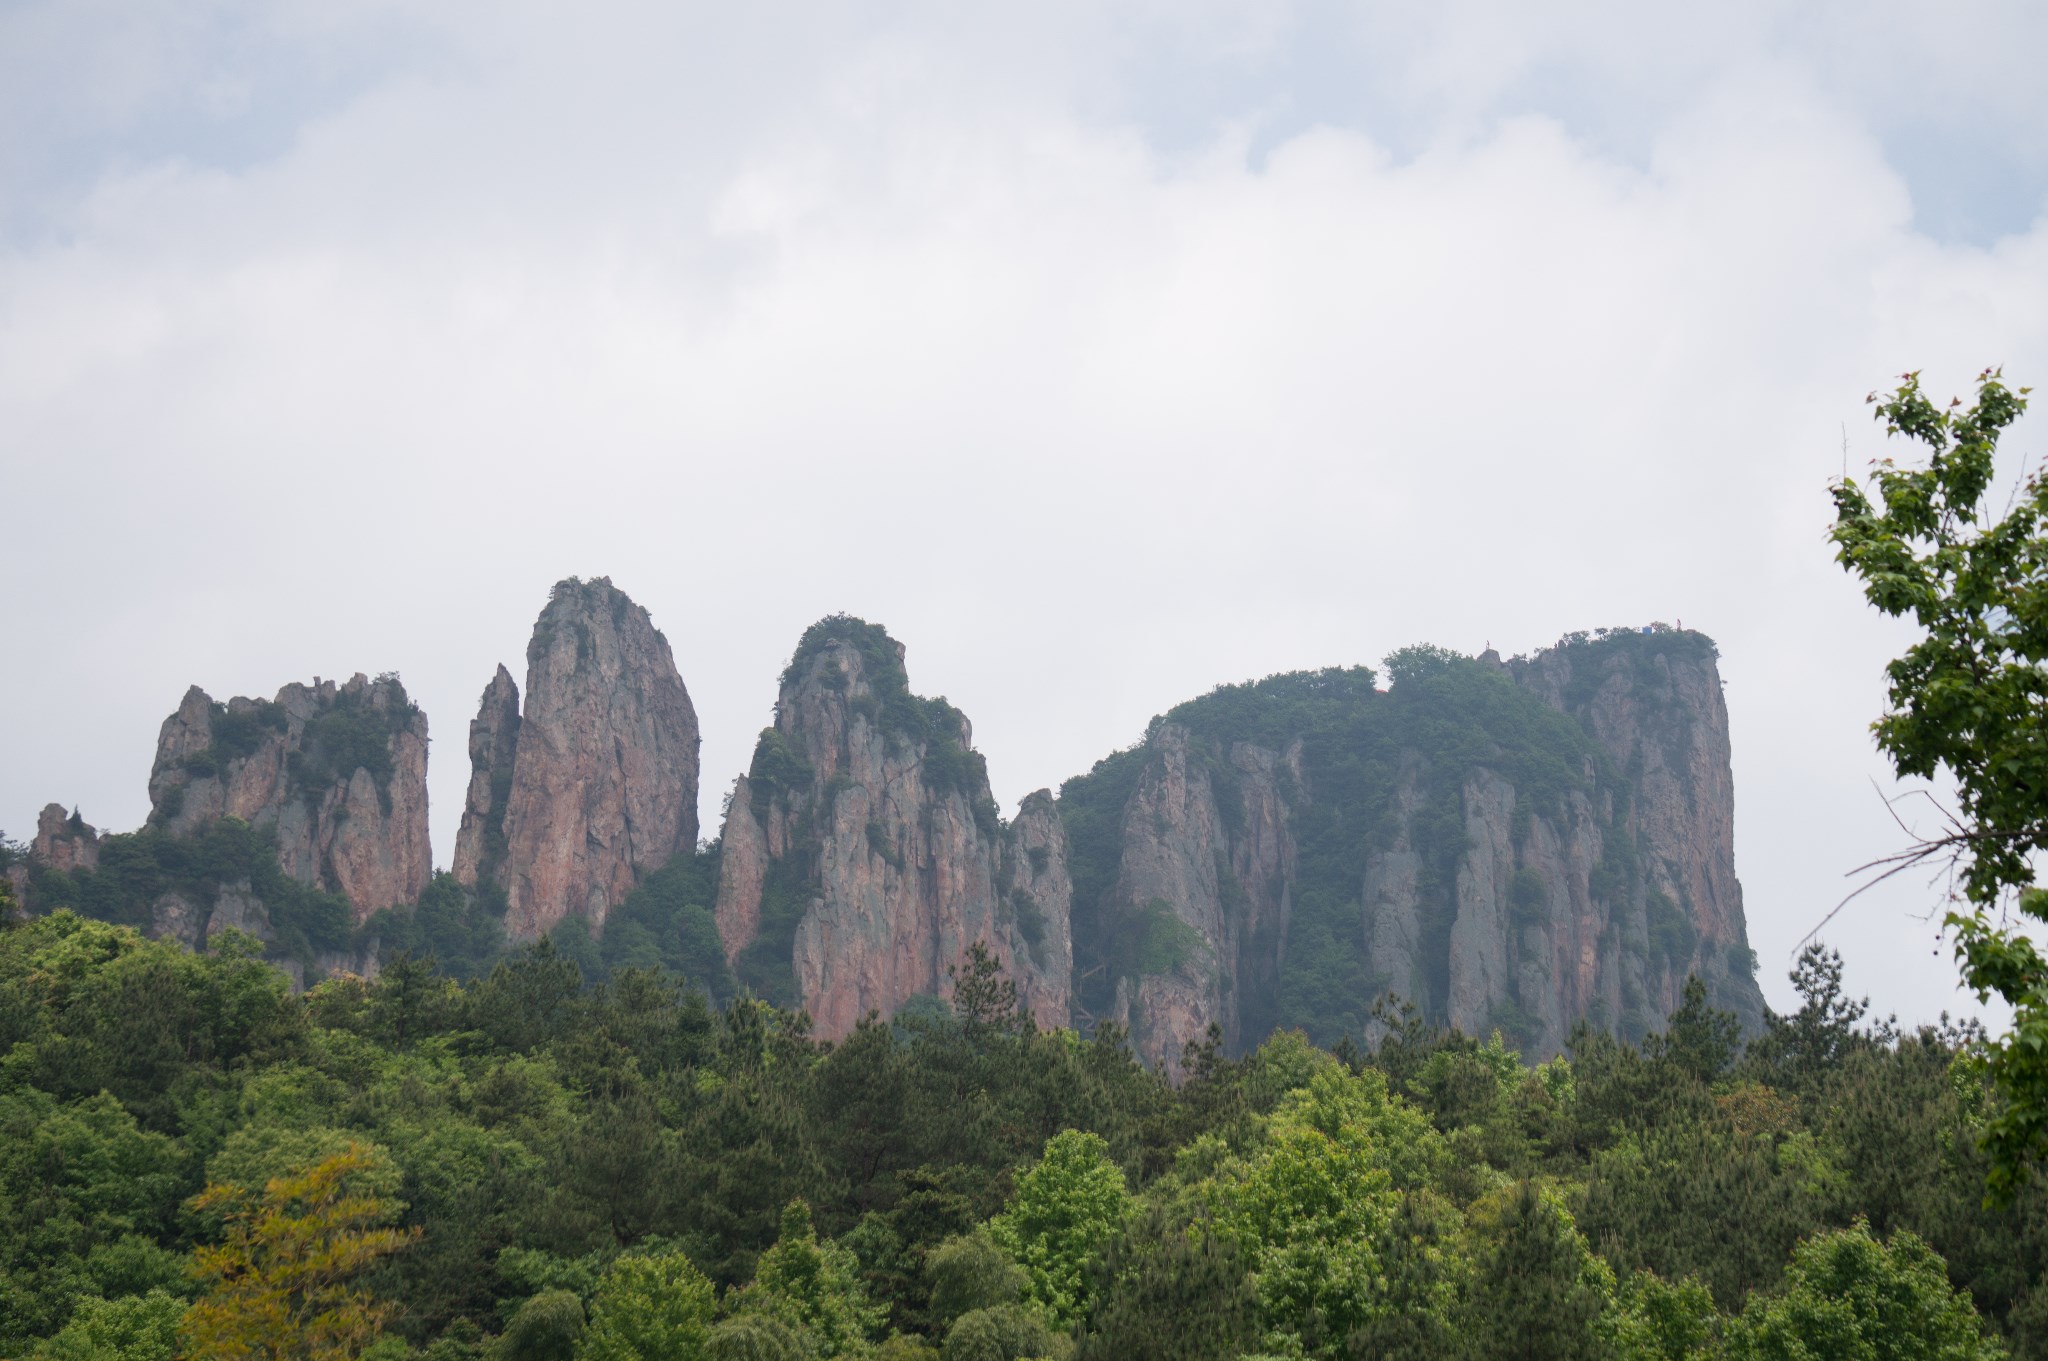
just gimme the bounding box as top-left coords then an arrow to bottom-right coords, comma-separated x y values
6,1 -> 2047,1029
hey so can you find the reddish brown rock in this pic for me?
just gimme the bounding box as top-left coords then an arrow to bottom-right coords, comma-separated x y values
1003,791 -> 1075,1031
31,803 -> 100,873
450,664 -> 521,888
493,578 -> 700,939
1097,727 -> 1301,1074
714,618 -> 1069,1039
145,673 -> 431,921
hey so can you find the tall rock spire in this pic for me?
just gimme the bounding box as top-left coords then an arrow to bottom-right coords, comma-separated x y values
462,578 -> 700,939
450,664 -> 521,890
713,616 -> 1070,1038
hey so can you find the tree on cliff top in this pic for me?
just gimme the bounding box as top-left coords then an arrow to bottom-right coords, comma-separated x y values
1829,366 -> 2048,1196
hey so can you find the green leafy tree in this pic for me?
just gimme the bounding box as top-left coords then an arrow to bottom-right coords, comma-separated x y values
987,1131 -> 1133,1330
939,1304 -> 1061,1361
1075,1206 -> 1259,1361
1460,1181 -> 1616,1361
1829,368 -> 2048,1194
704,1314 -> 804,1361
1208,1117 -> 1398,1352
1748,945 -> 1876,1095
580,1248 -> 717,1361
1722,1221 -> 2004,1360
498,1289 -> 586,1361
727,1200 -> 884,1358
1606,1271 -> 1720,1361
26,1289 -> 184,1361
925,1229 -> 1027,1327
0,1088 -> 184,1347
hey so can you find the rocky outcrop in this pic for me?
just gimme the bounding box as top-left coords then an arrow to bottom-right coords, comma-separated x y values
1364,763 -> 1616,1052
1002,792 -> 1076,1032
450,665 -> 521,889
31,804 -> 99,873
469,578 -> 700,939
1063,627 -> 1765,1066
1509,629 -> 1762,1032
145,674 -> 430,921
1085,728 -> 1301,1073
714,618 -> 1069,1039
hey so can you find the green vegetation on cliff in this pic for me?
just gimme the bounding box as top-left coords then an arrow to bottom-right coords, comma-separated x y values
1061,646 -> 1615,1046
779,615 -> 999,832
16,818 -> 354,970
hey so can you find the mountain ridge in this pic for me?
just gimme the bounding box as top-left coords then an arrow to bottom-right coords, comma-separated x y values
5,583 -> 1761,1062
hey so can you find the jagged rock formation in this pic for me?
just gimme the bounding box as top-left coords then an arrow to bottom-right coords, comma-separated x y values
1087,728 -> 1301,1074
458,578 -> 700,939
450,665 -> 521,889
1062,629 -> 1765,1071
1508,637 -> 1749,997
1003,791 -> 1076,1031
149,879 -> 271,951
145,673 -> 430,920
31,804 -> 99,873
714,618 -> 1069,1038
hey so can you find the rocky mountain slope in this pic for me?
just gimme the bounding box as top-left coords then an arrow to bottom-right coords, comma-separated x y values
1057,629 -> 1764,1070
10,596 -> 1761,1066
145,672 -> 430,920
714,618 -> 1069,1037
455,577 -> 700,939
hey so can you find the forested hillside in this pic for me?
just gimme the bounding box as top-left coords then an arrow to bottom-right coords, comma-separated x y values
0,896 -> 2035,1360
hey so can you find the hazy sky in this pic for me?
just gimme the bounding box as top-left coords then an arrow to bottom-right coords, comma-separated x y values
6,1 -> 2047,1029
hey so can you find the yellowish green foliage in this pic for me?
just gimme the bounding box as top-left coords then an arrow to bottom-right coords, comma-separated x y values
579,1247 -> 717,1361
1723,1221 -> 2006,1360
726,1200 -> 884,1358
1199,1067 -> 1446,1348
987,1131 -> 1132,1329
1608,1270 -> 1720,1360
26,1288 -> 184,1361
180,1141 -> 416,1360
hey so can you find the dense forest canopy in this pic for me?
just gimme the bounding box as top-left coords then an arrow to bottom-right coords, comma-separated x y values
0,895 -> 2036,1359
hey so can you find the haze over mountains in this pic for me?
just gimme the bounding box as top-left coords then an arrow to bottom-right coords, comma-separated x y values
9,577 -> 1762,1063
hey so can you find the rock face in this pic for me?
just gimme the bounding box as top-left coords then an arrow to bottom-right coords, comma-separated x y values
145,673 -> 431,921
450,665 -> 522,889
1079,727 -> 1302,1074
1003,791 -> 1076,1032
31,804 -> 100,873
1063,629 -> 1765,1069
459,578 -> 700,939
1504,632 -> 1758,1037
714,618 -> 1069,1039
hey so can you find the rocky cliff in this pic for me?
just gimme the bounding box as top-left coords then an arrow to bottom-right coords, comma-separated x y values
31,804 -> 100,873
458,578 -> 700,939
1060,629 -> 1764,1070
713,617 -> 1069,1038
450,664 -> 521,890
145,673 -> 430,920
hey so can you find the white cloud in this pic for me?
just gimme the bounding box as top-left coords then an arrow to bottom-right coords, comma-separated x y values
5,2 -> 2046,1030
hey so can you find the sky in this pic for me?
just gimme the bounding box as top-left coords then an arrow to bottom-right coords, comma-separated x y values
5,0 -> 2047,1030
